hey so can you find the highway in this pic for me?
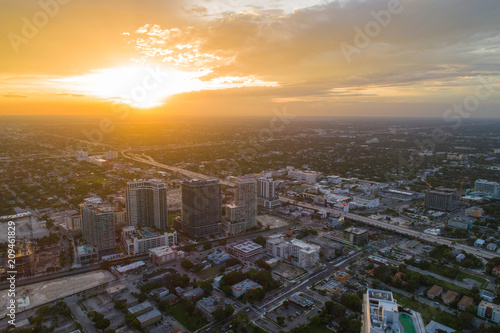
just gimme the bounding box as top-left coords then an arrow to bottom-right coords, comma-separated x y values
122,149 -> 235,186
279,197 -> 497,260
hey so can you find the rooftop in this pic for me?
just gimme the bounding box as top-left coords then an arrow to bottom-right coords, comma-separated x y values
231,279 -> 262,291
137,309 -> 161,323
427,285 -> 443,296
458,296 -> 474,308
344,226 -> 368,235
128,301 -> 152,314
229,241 -> 263,253
289,294 -> 314,307
197,296 -> 226,314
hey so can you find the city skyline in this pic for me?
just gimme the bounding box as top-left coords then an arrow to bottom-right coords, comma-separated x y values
1,0 -> 499,118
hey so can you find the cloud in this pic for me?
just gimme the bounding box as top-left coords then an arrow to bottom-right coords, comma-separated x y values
1,94 -> 28,98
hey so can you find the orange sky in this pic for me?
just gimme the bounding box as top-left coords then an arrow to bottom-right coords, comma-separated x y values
1,0 -> 499,117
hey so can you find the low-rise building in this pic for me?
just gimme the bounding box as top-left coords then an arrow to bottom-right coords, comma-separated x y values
425,320 -> 455,333
448,217 -> 474,230
121,226 -> 177,255
458,296 -> 474,311
288,293 -> 314,308
226,241 -> 263,259
465,207 -> 483,217
427,285 -> 443,299
477,301 -> 500,323
486,243 -> 498,252
266,238 -> 320,269
334,270 -> 350,283
352,195 -> 379,209
231,279 -> 263,298
148,287 -> 170,299
182,287 -> 204,300
149,246 -> 185,266
128,301 -> 153,316
196,295 -> 226,321
480,290 -> 495,303
208,250 -> 230,264
442,290 -> 458,305
344,226 -> 369,245
106,283 -> 127,299
137,309 -> 162,327
474,239 -> 485,247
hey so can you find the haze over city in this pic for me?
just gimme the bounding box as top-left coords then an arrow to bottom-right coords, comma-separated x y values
1,1 -> 500,333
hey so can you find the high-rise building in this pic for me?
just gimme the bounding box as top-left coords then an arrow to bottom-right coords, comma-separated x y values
104,150 -> 119,160
174,179 -> 222,237
474,179 -> 500,199
257,178 -> 281,208
223,179 -> 257,235
75,150 -> 88,161
81,203 -> 116,258
362,289 -> 399,333
126,179 -> 168,229
257,178 -> 276,199
424,187 -> 459,211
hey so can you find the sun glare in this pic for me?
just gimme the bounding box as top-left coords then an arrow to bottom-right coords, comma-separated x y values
52,65 -> 277,109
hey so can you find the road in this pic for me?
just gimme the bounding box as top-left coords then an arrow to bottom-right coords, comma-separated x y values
0,255 -> 149,291
122,149 -> 235,186
279,197 -> 497,260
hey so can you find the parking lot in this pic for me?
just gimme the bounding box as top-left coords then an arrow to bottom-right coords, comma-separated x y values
266,293 -> 323,330
82,293 -> 126,330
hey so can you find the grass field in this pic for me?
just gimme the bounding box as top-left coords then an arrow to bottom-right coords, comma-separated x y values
169,301 -> 209,331
457,272 -> 486,285
304,323 -> 334,333
399,314 -> 416,333
393,292 -> 458,329
197,266 -> 220,280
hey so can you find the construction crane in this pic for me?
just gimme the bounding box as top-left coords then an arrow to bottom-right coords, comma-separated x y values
424,178 -> 470,202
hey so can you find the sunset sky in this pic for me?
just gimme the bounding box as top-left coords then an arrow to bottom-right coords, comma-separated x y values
1,0 -> 499,117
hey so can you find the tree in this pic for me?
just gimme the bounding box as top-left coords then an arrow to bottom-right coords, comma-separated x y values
277,316 -> 286,327
95,318 -> 111,330
340,294 -> 362,312
181,258 -> 194,270
256,259 -> 271,270
225,257 -> 241,267
100,260 -> 112,270
243,288 -> 266,303
253,236 -> 267,247
199,280 -> 213,294
456,311 -> 474,329
283,300 -> 289,308
221,285 -> 232,297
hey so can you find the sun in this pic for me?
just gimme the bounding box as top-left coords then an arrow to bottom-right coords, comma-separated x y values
53,65 -> 210,109
52,64 -> 278,109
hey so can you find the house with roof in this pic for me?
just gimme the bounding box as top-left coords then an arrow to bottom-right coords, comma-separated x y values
442,290 -> 458,305
474,239 -> 485,247
458,296 -> 474,311
427,285 -> 443,299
